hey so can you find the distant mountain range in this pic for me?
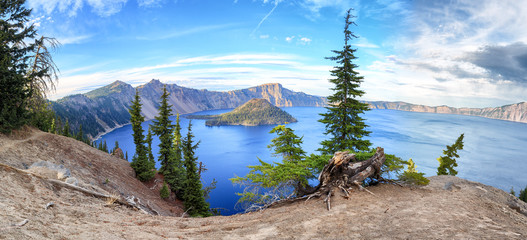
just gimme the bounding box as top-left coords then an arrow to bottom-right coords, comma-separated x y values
51,80 -> 327,139
51,79 -> 526,140
367,101 -> 527,124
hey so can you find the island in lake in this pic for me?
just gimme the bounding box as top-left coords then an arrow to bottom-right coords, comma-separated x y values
187,98 -> 298,126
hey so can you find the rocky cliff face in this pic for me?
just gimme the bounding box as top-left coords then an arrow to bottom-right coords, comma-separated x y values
367,101 -> 527,124
52,80 -> 327,139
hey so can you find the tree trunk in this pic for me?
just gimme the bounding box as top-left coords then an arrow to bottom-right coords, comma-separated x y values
309,147 -> 386,210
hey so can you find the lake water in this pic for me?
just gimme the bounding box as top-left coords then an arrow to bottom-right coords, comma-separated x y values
99,107 -> 527,215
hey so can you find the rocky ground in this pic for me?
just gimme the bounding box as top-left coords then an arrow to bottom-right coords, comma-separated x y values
1,128 -> 526,239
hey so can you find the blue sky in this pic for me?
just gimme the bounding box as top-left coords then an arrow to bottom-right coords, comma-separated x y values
27,0 -> 527,108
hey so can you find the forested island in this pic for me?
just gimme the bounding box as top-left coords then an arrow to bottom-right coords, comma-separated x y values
187,98 -> 297,126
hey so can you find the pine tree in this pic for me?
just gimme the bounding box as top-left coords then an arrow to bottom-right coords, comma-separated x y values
268,125 -> 306,163
164,113 -> 186,199
231,125 -> 321,208
129,90 -> 155,181
145,127 -> 155,165
437,134 -> 464,176
0,0 -> 35,133
62,119 -> 70,137
519,186 -> 527,203
102,140 -> 108,153
50,117 -> 56,134
114,140 -> 119,151
182,121 -> 210,217
160,182 -> 170,199
318,9 -> 371,154
0,1 -> 59,133
398,159 -> 429,185
76,124 -> 84,141
152,85 -> 174,174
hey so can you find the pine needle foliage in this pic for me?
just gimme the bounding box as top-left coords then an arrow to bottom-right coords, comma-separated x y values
0,1 -> 59,133
129,90 -> 155,181
437,134 -> 464,176
182,121 -> 211,217
318,9 -> 371,154
165,113 -> 186,199
146,127 -> 155,165
152,85 -> 174,174
519,186 -> 527,203
160,183 -> 170,199
398,159 -> 430,185
231,125 -> 327,210
0,0 -> 35,133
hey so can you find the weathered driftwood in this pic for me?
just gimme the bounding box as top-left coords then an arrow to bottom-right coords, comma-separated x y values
264,147 -> 386,211
0,163 -> 157,215
310,147 -> 386,210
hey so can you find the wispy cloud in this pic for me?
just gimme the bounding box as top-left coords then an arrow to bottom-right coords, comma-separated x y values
136,23 -> 238,41
51,53 -> 332,100
299,37 -> 312,45
27,0 -> 127,17
57,34 -> 92,45
251,0 -> 281,35
137,0 -> 165,8
362,0 -> 527,107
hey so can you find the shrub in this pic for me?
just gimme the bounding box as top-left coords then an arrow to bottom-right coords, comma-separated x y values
160,183 -> 170,199
398,159 -> 429,185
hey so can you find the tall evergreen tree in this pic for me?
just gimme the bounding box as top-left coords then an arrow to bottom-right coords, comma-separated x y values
437,134 -> 464,176
50,117 -> 56,134
318,9 -> 371,154
0,1 -> 59,133
145,127 -> 155,165
76,124 -> 84,141
165,113 -> 186,199
129,90 -> 155,181
62,119 -> 70,137
152,85 -> 173,174
102,140 -> 108,153
0,0 -> 35,133
182,121 -> 210,217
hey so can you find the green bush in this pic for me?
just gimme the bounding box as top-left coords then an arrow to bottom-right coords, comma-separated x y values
398,159 -> 429,185
160,183 -> 170,199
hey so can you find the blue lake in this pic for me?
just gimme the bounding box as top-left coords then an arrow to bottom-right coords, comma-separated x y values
98,107 -> 527,215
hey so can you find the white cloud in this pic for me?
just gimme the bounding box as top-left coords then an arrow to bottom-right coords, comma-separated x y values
300,0 -> 357,18
259,34 -> 269,39
57,34 -> 92,45
50,53 -> 333,100
136,23 -> 238,40
27,0 -> 127,17
285,36 -> 295,42
137,0 -> 164,8
362,0 -> 527,107
299,37 -> 311,44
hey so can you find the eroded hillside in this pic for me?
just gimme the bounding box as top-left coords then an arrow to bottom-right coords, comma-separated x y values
1,129 -> 527,239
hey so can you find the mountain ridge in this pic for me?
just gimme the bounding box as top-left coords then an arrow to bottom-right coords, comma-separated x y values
51,80 -> 327,139
51,80 -> 526,140
367,101 -> 527,124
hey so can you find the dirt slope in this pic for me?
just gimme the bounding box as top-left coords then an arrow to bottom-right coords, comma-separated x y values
0,127 -> 183,217
1,128 -> 527,239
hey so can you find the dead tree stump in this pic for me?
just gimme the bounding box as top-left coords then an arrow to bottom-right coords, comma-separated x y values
309,147 -> 386,210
